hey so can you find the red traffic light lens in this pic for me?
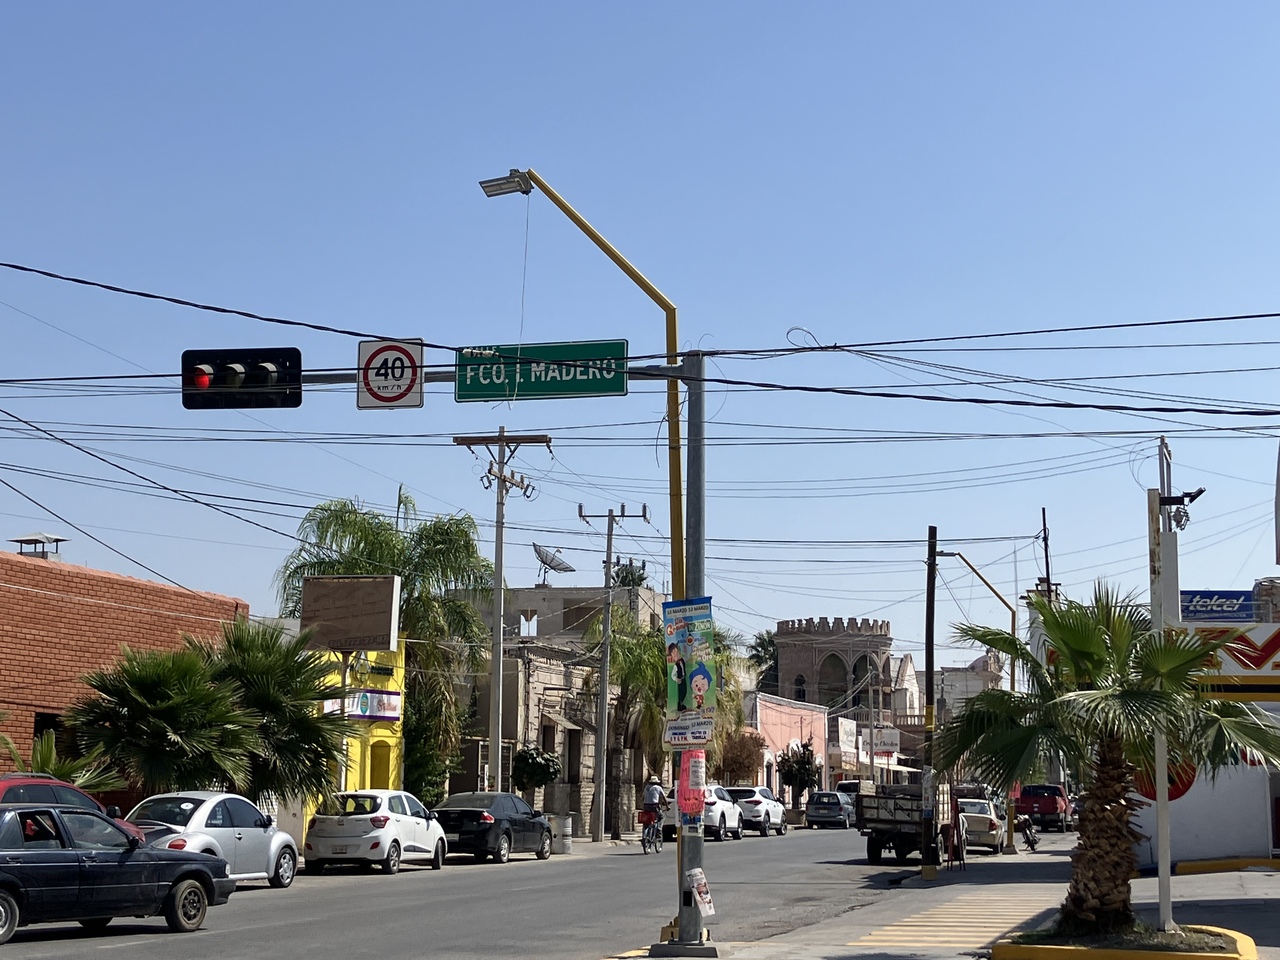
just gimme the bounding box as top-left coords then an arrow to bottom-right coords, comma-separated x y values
192,370 -> 211,389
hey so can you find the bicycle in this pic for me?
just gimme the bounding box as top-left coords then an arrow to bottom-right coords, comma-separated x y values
639,809 -> 664,854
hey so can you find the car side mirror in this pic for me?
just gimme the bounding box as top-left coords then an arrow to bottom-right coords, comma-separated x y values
258,815 -> 273,828
128,834 -> 141,849
428,811 -> 437,821
532,810 -> 543,819
107,805 -> 122,819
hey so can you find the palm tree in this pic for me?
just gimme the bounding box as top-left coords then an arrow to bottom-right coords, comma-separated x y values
747,629 -> 778,696
274,489 -> 493,800
67,646 -> 259,794
4,731 -> 126,794
185,617 -> 353,805
935,583 -> 1280,936
585,609 -> 667,840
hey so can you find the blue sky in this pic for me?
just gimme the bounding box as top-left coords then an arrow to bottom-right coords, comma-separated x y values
4,3 -> 1280,666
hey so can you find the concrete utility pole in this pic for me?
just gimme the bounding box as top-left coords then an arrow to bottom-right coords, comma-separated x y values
454,427 -> 551,791
580,502 -> 649,843
922,525 -> 939,880
1151,436 -> 1176,933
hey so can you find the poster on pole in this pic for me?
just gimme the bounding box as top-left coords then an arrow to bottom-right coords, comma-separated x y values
685,868 -> 716,917
662,597 -> 717,747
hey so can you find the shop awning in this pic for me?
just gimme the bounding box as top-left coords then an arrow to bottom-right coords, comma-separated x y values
541,711 -> 581,730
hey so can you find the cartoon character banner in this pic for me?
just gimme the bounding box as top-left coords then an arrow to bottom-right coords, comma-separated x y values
663,597 -> 718,747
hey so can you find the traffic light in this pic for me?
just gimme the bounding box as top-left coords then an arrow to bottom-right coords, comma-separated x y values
181,348 -> 303,409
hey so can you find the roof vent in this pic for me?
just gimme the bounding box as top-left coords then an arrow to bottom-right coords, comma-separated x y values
9,533 -> 70,560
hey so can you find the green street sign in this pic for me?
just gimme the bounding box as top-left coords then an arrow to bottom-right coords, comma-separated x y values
454,339 -> 629,402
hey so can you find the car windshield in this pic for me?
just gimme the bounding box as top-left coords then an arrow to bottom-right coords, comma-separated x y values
322,793 -> 383,815
128,796 -> 205,826
435,793 -> 498,810
958,800 -> 990,814
726,789 -> 757,801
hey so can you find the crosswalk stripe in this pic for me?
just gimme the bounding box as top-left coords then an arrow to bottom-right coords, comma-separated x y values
850,893 -> 1059,948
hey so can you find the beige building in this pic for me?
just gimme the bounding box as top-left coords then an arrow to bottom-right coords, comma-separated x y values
455,582 -> 667,837
774,615 -> 897,751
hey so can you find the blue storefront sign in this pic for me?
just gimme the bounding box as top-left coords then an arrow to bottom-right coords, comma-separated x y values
1179,590 -> 1255,623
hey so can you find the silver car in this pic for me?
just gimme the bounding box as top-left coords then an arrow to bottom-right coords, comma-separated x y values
128,791 -> 299,887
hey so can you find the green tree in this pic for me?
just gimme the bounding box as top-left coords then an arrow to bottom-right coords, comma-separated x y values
67,646 -> 258,794
747,629 -> 778,696
185,617 -> 353,804
777,737 -> 821,810
4,730 -> 126,794
275,489 -> 493,802
935,583 -> 1280,937
584,608 -> 667,839
712,728 -> 767,786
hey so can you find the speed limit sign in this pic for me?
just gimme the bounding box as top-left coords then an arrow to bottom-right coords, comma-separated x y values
358,340 -> 424,409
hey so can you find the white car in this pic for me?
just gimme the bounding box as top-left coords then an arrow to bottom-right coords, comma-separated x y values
726,786 -> 788,836
305,789 -> 446,873
958,798 -> 1007,854
662,785 -> 745,843
128,791 -> 298,887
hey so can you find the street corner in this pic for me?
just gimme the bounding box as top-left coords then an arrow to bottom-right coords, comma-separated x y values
991,925 -> 1258,960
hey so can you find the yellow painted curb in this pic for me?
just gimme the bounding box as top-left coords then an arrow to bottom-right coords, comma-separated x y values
1176,858 -> 1280,875
991,924 -> 1256,960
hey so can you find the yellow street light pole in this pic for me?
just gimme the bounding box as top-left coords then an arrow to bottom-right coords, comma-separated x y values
482,169 -> 685,601
937,550 -> 1019,855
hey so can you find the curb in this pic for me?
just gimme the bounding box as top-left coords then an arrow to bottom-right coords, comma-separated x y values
991,924 -> 1257,960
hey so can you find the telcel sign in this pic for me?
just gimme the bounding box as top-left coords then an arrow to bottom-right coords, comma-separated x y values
1179,589 -> 1255,623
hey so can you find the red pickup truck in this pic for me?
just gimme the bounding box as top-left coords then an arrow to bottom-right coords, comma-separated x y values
1015,784 -> 1071,832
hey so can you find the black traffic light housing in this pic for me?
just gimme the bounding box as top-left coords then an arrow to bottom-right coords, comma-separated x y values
181,347 -> 303,409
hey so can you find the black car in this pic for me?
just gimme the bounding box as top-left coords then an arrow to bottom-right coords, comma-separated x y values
433,792 -> 552,863
0,803 -> 236,944
805,790 -> 856,828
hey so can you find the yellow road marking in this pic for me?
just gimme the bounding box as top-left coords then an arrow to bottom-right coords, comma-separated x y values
850,892 -> 1060,949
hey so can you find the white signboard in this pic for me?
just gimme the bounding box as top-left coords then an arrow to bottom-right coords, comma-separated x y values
837,718 -> 859,753
865,725 -> 900,755
358,340 -> 424,409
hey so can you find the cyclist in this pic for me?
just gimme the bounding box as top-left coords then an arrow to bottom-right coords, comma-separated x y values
641,775 -> 669,845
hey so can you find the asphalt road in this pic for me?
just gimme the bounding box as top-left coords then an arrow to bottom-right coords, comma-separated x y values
1,825 -> 910,960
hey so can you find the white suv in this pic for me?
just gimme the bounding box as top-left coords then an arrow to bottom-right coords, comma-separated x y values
662,786 -> 745,842
726,786 -> 787,836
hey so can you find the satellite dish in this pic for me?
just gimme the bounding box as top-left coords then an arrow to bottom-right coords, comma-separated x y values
533,543 -> 574,584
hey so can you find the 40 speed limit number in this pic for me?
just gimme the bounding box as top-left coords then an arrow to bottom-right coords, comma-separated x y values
358,340 -> 424,409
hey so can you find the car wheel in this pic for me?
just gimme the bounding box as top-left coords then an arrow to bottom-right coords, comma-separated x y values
308,859 -> 328,873
732,816 -> 744,840
493,833 -> 511,864
713,816 -> 726,842
269,847 -> 297,888
79,917 -> 112,931
432,840 -> 446,870
760,814 -> 771,837
0,890 -> 15,945
164,878 -> 208,933
536,830 -> 552,860
382,841 -> 401,874
778,817 -> 788,836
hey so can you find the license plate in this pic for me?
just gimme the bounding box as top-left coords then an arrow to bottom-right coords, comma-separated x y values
445,833 -> 459,842
331,845 -> 347,855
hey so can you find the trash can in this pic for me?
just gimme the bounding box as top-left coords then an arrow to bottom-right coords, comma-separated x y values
550,814 -> 573,855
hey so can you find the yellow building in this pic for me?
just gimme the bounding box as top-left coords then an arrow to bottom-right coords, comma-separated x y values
325,646 -> 406,792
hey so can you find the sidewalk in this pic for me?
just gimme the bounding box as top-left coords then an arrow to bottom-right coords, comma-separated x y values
692,847 -> 1280,959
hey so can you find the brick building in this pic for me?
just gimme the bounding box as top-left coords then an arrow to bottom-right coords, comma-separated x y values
0,541 -> 248,764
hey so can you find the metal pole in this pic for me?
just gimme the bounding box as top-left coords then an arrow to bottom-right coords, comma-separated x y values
489,427 -> 508,792
922,525 -> 938,879
675,350 -> 707,951
592,510 -> 617,843
1152,451 -> 1175,930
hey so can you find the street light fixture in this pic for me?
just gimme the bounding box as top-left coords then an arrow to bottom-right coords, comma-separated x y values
478,169 -> 533,197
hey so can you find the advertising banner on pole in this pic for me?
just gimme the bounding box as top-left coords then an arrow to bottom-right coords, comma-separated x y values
662,597 -> 717,747
686,867 -> 716,917
678,750 -> 706,814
